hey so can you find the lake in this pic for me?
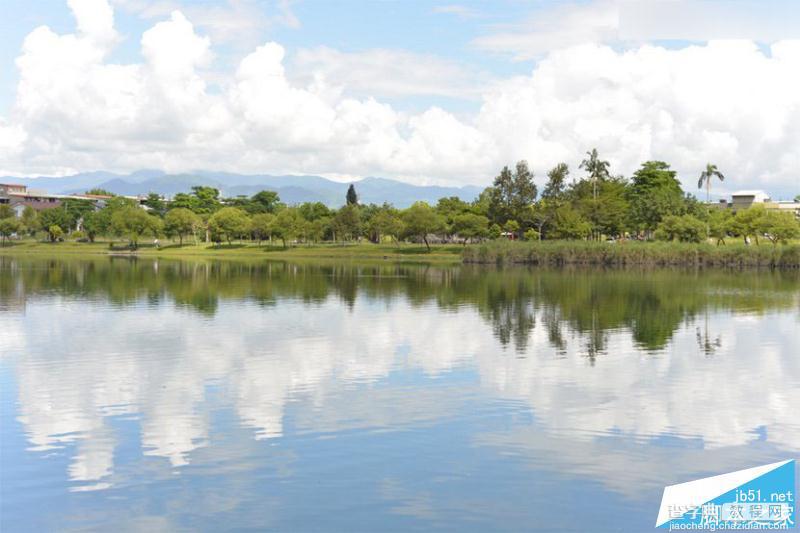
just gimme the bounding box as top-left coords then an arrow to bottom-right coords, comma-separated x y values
1,256 -> 798,532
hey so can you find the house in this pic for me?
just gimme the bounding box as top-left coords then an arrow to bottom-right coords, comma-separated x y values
715,190 -> 800,217
729,190 -> 771,210
0,183 -> 148,217
1,184 -> 67,215
0,183 -> 27,196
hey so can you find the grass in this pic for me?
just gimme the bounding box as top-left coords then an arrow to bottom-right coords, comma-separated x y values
462,240 -> 800,268
0,239 -> 465,264
4,238 -> 799,268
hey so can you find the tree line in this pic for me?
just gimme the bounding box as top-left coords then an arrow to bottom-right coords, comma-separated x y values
4,256 -> 797,351
1,150 -> 798,248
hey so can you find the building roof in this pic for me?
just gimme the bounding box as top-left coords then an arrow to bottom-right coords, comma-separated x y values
731,190 -> 769,197
8,191 -> 71,199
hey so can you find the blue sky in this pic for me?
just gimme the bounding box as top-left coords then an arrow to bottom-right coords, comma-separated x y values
1,0 -> 799,196
0,0 -> 541,114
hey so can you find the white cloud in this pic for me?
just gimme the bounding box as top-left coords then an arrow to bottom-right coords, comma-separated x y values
474,0 -> 800,61
432,5 -> 481,20
112,0 -> 298,48
1,0 -> 799,194
474,41 -> 800,195
68,0 -> 118,45
473,0 -> 619,61
291,46 -> 488,101
619,0 -> 800,42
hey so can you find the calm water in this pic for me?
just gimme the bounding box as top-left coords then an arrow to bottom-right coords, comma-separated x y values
1,256 -> 798,532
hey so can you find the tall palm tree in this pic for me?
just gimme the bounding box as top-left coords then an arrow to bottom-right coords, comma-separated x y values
579,148 -> 610,201
698,163 -> 725,239
697,163 -> 725,205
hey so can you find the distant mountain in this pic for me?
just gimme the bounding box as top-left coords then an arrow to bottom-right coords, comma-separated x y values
2,171 -> 483,208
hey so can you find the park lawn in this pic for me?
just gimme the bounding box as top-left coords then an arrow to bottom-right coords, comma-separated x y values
0,239 -> 466,264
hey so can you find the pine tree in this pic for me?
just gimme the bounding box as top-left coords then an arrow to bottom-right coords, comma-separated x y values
346,184 -> 358,205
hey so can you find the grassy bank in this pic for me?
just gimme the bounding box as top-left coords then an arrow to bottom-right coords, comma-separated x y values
4,239 -> 800,268
462,240 -> 800,268
0,240 -> 464,264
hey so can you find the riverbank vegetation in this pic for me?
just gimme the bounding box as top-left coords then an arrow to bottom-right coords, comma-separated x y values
462,240 -> 800,268
1,150 -> 798,258
0,240 -> 465,264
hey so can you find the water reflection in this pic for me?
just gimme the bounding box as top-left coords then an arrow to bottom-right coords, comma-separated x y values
0,257 -> 798,530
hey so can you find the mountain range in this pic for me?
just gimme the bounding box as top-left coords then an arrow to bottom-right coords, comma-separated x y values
2,170 -> 483,208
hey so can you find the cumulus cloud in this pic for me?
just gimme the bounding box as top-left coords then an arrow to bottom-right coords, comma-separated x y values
476,40 -> 800,194
112,0 -> 299,48
473,0 -> 619,61
291,47 -> 488,101
1,0 -> 799,194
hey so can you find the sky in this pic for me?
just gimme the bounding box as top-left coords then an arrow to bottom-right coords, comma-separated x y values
0,0 -> 799,197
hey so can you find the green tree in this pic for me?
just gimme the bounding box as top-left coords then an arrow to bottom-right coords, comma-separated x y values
142,193 -> 167,217
732,206 -> 766,245
758,210 -> 800,245
523,228 -> 539,241
707,208 -> 733,245
627,161 -> 685,235
308,216 -> 331,243
20,206 -> 39,236
574,176 -> 629,239
61,198 -> 95,230
346,184 -> 358,206
250,190 -> 282,214
401,201 -> 445,251
270,208 -> 304,247
697,163 -> 725,205
436,196 -> 472,233
333,204 -> 361,241
38,208 -> 72,239
250,213 -> 275,244
697,163 -> 725,238
504,220 -> 520,236
111,207 -> 162,248
368,208 -> 403,243
471,188 -> 491,217
104,196 -> 138,212
208,207 -> 251,245
451,213 -> 489,245
0,217 -> 21,246
298,201 -> 330,221
542,163 -> 569,200
85,188 -> 114,196
654,214 -> 705,243
48,225 -> 64,242
81,210 -> 112,242
487,160 -> 537,232
0,204 -> 13,219
551,205 -> 592,240
172,186 -> 222,215
224,195 -> 253,212
530,199 -> 556,240
579,148 -> 610,200
164,208 -> 202,245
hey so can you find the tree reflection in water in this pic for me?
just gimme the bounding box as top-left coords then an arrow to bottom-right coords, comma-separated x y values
1,256 -> 797,354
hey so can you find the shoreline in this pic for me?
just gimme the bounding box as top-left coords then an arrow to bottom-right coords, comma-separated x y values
463,240 -> 800,269
0,241 -> 464,265
2,239 -> 800,268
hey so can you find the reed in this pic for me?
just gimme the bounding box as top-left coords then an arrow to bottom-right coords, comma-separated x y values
462,240 -> 800,268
